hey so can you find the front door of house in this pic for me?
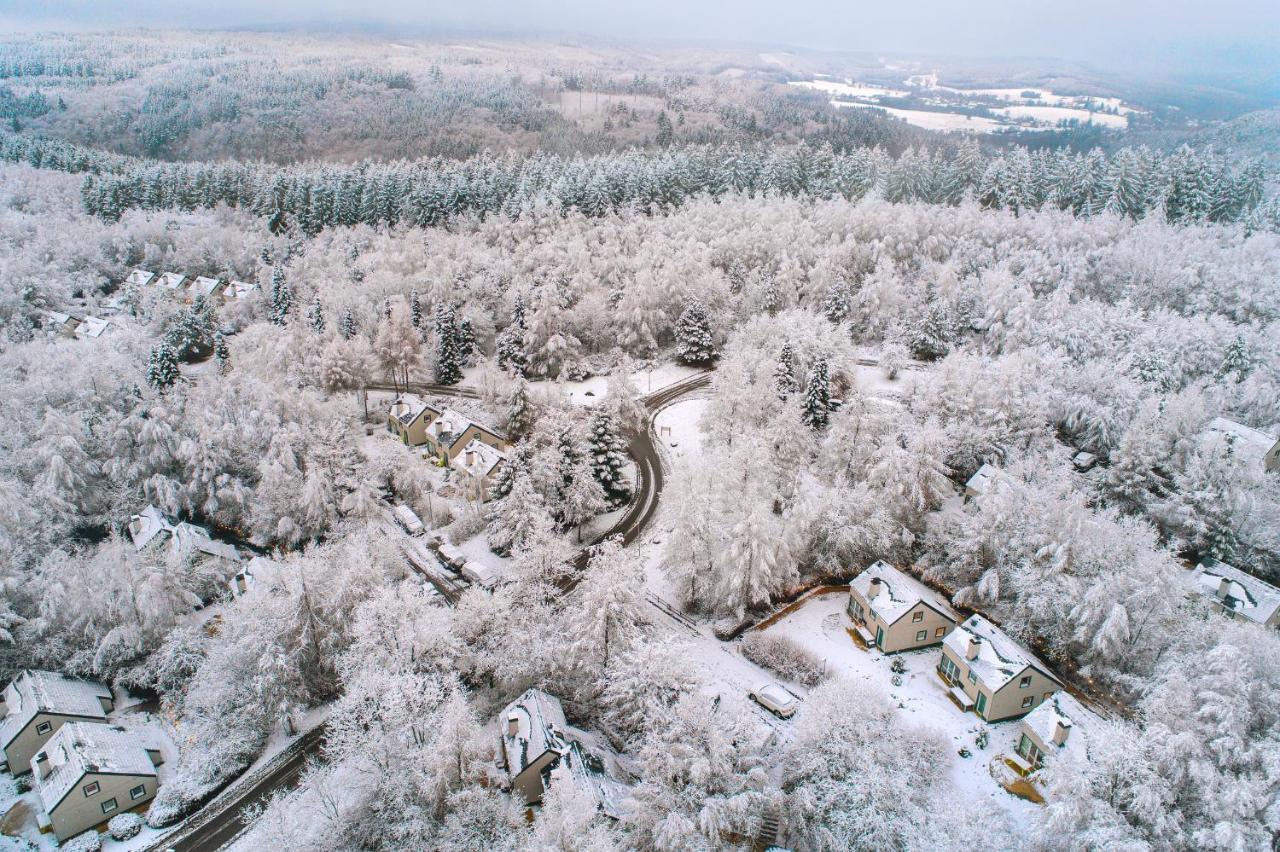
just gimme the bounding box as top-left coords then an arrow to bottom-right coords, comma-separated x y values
975,691 -> 988,717
875,626 -> 884,649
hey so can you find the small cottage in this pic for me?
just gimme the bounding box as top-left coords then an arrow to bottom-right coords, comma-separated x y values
847,561 -> 958,653
1189,557 -> 1280,628
0,671 -> 113,775
938,615 -> 1062,722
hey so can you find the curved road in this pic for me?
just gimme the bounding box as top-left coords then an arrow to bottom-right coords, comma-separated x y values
150,370 -> 711,852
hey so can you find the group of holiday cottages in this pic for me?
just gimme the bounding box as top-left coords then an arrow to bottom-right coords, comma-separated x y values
847,554 -> 1280,776
1,671 -> 164,842
122,268 -> 259,303
387,393 -> 510,501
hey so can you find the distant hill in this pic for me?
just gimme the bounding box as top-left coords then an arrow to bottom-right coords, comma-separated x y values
1196,108 -> 1280,163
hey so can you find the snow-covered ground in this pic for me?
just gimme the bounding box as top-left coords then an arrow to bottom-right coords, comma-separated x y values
522,362 -> 704,407
993,104 -> 1128,128
760,591 -> 1041,821
831,101 -> 1006,133
652,397 -> 708,462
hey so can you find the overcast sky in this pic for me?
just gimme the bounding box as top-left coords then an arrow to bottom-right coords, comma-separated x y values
3,0 -> 1278,75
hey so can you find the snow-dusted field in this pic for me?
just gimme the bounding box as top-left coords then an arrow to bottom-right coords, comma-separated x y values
994,104 -> 1128,128
831,101 -> 1006,133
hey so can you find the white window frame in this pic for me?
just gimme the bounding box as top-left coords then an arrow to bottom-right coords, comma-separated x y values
1021,695 -> 1034,708
130,783 -> 147,800
83,781 -> 100,798
915,629 -> 927,642
35,721 -> 52,736
101,797 -> 117,815
912,611 -> 924,623
1019,675 -> 1033,689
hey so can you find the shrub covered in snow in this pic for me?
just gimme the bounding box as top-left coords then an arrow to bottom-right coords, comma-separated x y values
60,831 -> 101,852
740,631 -> 826,686
147,734 -> 262,827
108,812 -> 144,841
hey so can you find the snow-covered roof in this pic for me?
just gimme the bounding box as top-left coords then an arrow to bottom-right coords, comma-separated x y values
501,688 -> 570,781
227,280 -> 257,300
1022,691 -> 1094,765
189,276 -> 224,297
230,556 -> 286,598
124,269 -> 155,288
965,463 -> 1002,496
1190,557 -> 1280,626
429,407 -> 506,450
127,506 -> 240,563
33,723 -> 157,812
74,316 -> 111,339
1,671 -> 111,750
850,560 -> 958,626
943,615 -> 1060,693
44,310 -> 77,329
458,439 -> 506,479
1201,417 -> 1279,471
155,272 -> 187,290
389,393 -> 438,427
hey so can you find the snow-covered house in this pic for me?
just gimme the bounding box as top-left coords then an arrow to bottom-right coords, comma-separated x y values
225,280 -> 258,301
496,689 -> 623,816
453,439 -> 507,502
31,722 -> 163,841
424,407 -> 510,464
73,316 -> 112,340
187,276 -> 227,301
154,272 -> 187,291
229,556 -> 287,599
123,269 -> 155,289
1189,557 -> 1280,628
386,393 -> 442,447
0,671 -> 114,775
1200,417 -> 1280,474
937,615 -> 1062,722
847,561 -> 958,653
1013,691 -> 1092,774
964,463 -> 1004,499
44,311 -> 81,338
126,506 -> 240,564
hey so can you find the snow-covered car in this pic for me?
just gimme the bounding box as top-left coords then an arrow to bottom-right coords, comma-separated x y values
393,504 -> 425,535
461,560 -> 501,591
748,681 -> 797,719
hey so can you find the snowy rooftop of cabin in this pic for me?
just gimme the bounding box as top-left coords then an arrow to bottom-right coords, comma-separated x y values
228,280 -> 257,299
501,688 -> 570,778
34,722 -> 157,811
390,393 -> 436,426
851,560 -> 958,626
944,615 -> 1058,692
127,505 -> 239,562
74,316 -> 111,339
459,439 -> 506,478
1,671 -> 111,749
44,310 -> 76,327
155,272 -> 186,289
965,463 -> 1002,495
1201,417 -> 1278,469
127,505 -> 171,550
124,269 -> 155,288
1022,691 -> 1093,763
1190,557 -> 1280,625
189,276 -> 223,296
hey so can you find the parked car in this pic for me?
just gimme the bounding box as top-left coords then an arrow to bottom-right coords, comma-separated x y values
437,542 -> 467,572
393,504 -> 425,535
1071,451 -> 1097,472
461,560 -> 501,591
748,681 -> 798,719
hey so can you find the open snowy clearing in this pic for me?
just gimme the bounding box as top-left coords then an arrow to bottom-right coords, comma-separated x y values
830,101 -> 1006,133
993,104 -> 1128,128
760,591 -> 1042,822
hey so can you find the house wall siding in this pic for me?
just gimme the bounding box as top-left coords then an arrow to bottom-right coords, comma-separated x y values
48,771 -> 156,841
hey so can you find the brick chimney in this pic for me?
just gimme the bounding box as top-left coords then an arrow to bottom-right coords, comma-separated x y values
966,635 -> 982,661
867,577 -> 883,600
1052,719 -> 1072,746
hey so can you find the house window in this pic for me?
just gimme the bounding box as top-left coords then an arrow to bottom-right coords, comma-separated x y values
916,630 -> 927,642
912,611 -> 924,623
130,784 -> 147,800
934,626 -> 946,638
1017,734 -> 1044,766
35,721 -> 52,736
83,782 -> 100,797
101,798 -> 117,815
1019,675 -> 1032,689
1021,695 -> 1034,708
939,655 -> 961,683
967,671 -> 978,685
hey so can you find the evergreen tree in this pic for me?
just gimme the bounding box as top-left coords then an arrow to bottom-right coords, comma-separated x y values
339,308 -> 357,340
456,318 -> 476,362
433,305 -> 462,386
147,343 -> 180,392
1219,334 -> 1250,383
655,111 -> 675,148
674,299 -> 717,365
213,332 -> 230,375
588,408 -> 631,507
909,304 -> 954,361
774,342 -> 798,401
496,297 -> 528,376
382,297 -> 392,321
802,357 -> 832,430
410,288 -> 422,329
822,278 -> 853,324
506,379 -> 536,440
307,297 -> 326,334
269,267 -> 292,325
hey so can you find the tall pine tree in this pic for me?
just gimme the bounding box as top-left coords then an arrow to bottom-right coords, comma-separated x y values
674,299 -> 717,365
802,357 -> 833,430
588,407 -> 631,508
433,304 -> 462,385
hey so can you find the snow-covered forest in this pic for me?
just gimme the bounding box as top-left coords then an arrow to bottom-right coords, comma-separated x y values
1,23 -> 1279,852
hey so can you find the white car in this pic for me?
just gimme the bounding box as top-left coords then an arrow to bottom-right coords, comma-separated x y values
748,681 -> 798,719
393,504 -> 425,536
461,560 -> 501,591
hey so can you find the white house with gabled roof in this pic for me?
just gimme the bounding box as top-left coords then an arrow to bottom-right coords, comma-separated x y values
123,269 -> 155,289
1014,691 -> 1094,775
188,276 -> 227,301
1189,557 -> 1280,628
847,561 -> 958,653
31,722 -> 163,841
127,506 -> 240,564
1201,417 -> 1280,474
74,316 -> 112,340
225,280 -> 258,301
0,671 -> 114,775
964,463 -> 1005,499
454,439 -> 507,502
154,272 -> 187,291
937,615 -> 1062,722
